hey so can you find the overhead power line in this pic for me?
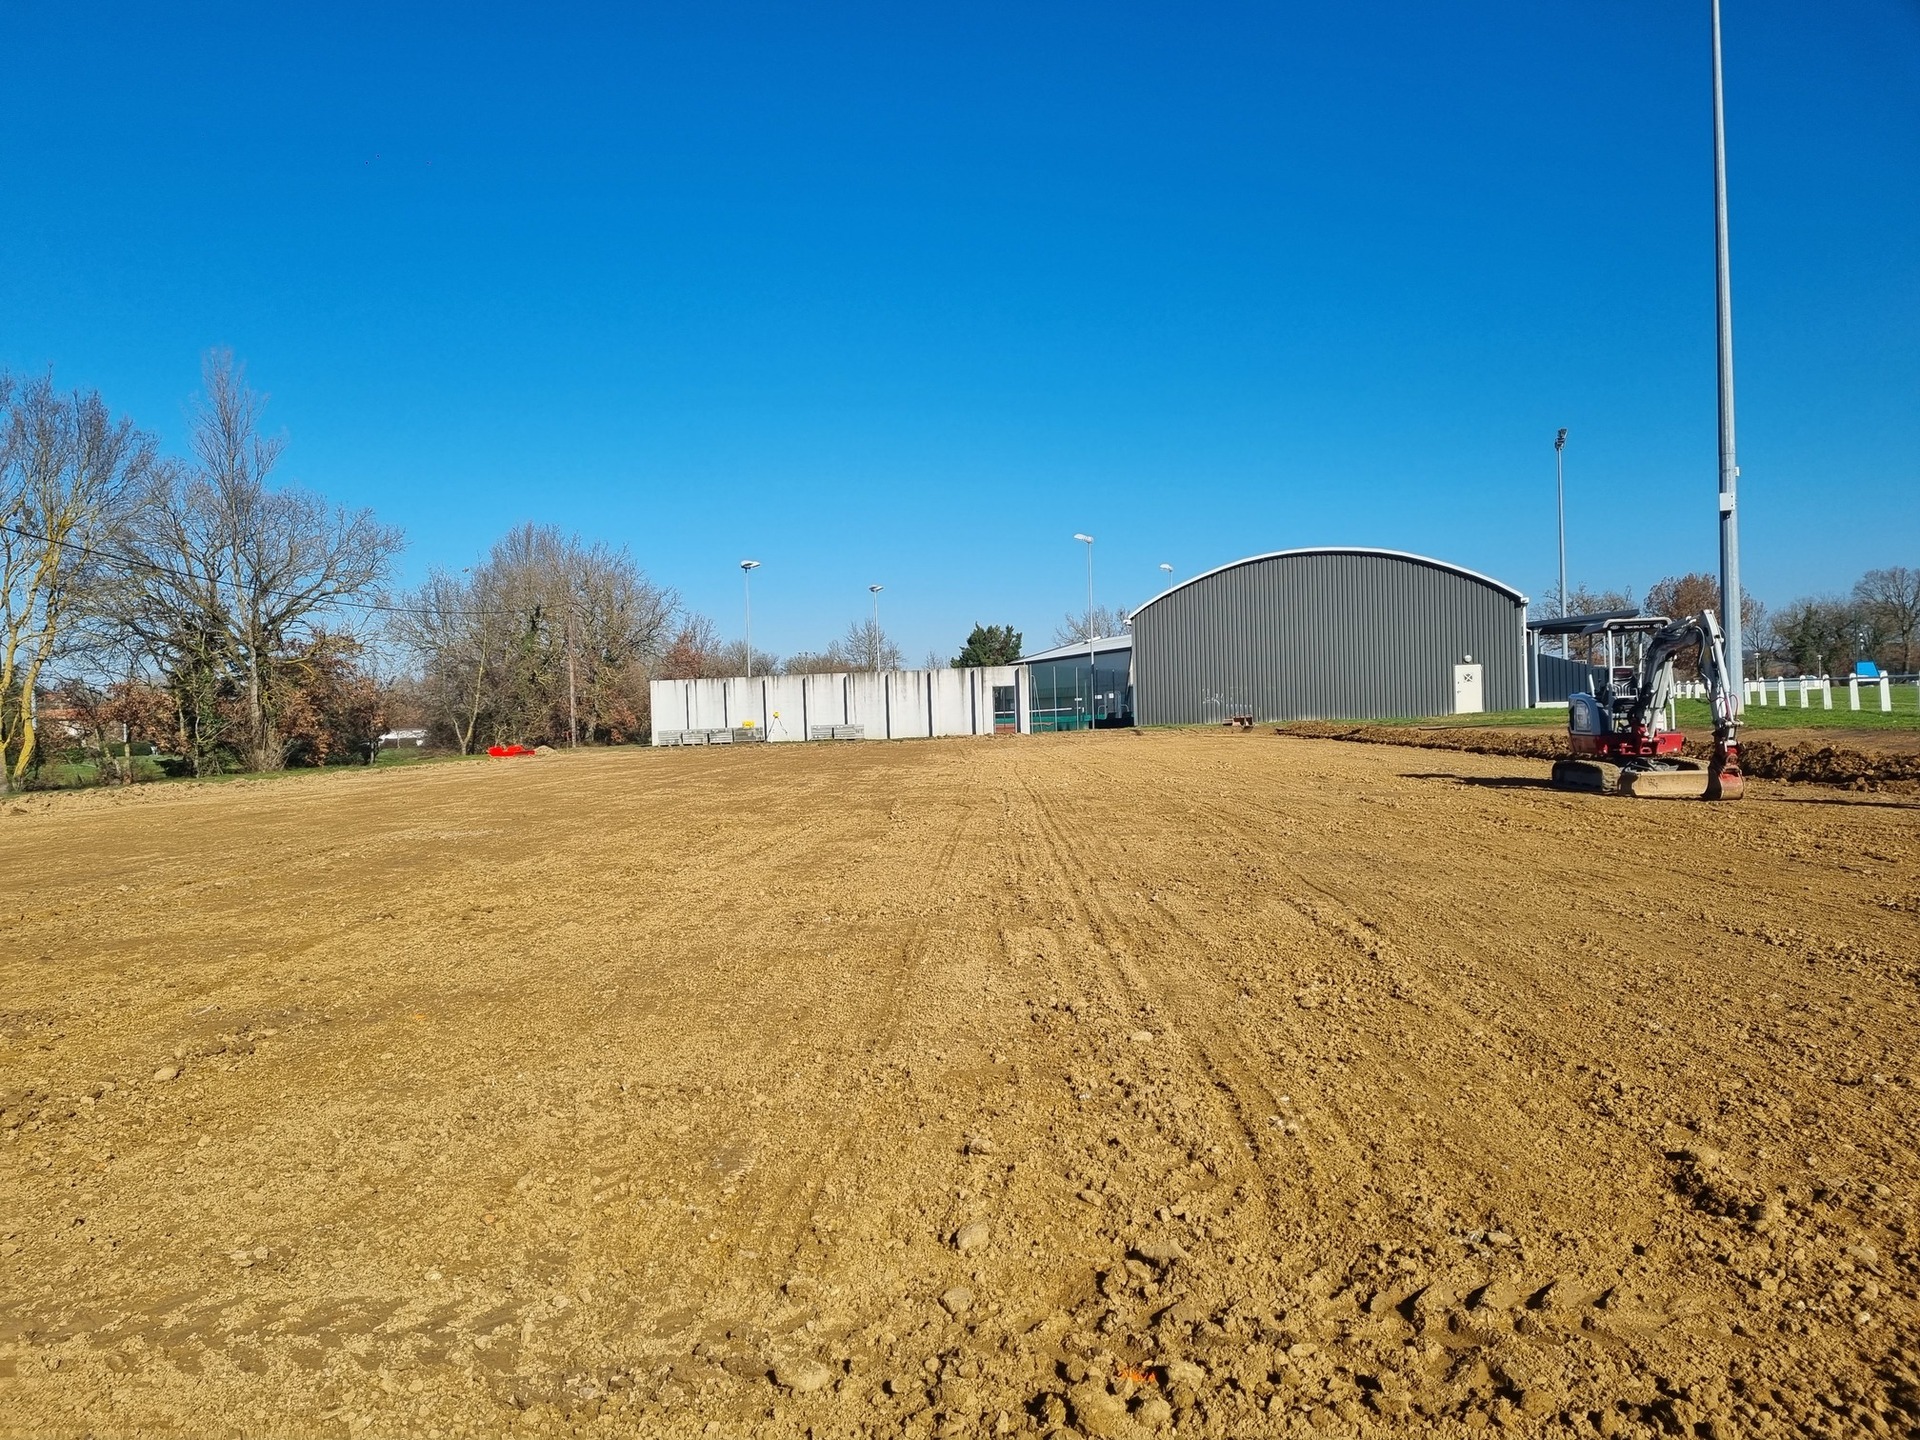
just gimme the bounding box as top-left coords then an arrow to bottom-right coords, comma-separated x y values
0,518 -> 521,623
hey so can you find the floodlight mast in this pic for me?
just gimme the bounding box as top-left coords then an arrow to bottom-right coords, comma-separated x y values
740,560 -> 761,678
868,584 -> 884,671
1711,0 -> 1745,699
1555,428 -> 1568,659
1074,534 -> 1095,728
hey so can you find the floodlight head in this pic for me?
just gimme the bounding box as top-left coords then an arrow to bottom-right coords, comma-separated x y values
1073,533 -> 1094,544
740,559 -> 760,571
1555,428 -> 1568,450
1159,563 -> 1173,573
869,583 -> 883,594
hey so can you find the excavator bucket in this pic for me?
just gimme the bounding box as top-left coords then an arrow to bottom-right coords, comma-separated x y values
1553,755 -> 1743,800
1616,765 -> 1714,800
1704,768 -> 1745,801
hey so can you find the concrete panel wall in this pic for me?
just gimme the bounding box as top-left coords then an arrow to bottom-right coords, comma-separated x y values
929,668 -> 972,736
762,676 -> 807,740
652,666 -> 1024,744
802,674 -> 846,730
688,679 -> 730,730
721,678 -> 762,731
845,672 -> 888,734
884,672 -> 930,738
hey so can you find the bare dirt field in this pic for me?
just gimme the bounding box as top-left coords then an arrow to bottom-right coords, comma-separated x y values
3,732 -> 1917,1439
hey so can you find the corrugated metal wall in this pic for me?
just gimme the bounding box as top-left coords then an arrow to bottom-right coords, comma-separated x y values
1133,550 -> 1527,724
1534,652 -> 1605,704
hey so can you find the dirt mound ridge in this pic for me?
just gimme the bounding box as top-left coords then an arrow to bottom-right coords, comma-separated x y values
1278,721 -> 1920,790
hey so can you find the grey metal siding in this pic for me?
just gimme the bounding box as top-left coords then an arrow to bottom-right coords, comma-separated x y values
1133,551 -> 1527,724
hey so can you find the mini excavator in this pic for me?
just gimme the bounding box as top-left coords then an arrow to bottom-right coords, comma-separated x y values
1549,610 -> 1745,800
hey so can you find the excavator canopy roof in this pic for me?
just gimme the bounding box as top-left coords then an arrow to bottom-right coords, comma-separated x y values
1527,608 -> 1663,637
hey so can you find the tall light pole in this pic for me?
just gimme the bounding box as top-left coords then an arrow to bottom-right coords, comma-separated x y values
1711,0 -> 1745,697
740,560 -> 760,677
868,584 -> 884,671
1554,427 -> 1569,658
1074,534 -> 1095,729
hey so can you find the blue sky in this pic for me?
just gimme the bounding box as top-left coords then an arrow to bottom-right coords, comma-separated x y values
2,2 -> 1915,661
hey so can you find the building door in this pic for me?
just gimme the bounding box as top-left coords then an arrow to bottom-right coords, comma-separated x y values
991,684 -> 1017,734
1453,662 -> 1484,714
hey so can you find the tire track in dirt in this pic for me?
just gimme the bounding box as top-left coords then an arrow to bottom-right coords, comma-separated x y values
1006,756 -> 1307,1213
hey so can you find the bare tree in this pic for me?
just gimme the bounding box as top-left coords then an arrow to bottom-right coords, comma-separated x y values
1643,573 -> 1767,679
103,353 -> 402,773
571,538 -> 677,741
190,353 -> 401,768
1854,566 -> 1920,670
393,525 -> 675,748
100,456 -> 246,774
711,638 -> 782,678
1540,583 -> 1636,618
1051,604 -> 1128,648
836,616 -> 901,671
0,373 -> 157,791
389,567 -> 508,754
781,650 -> 843,676
660,614 -> 727,679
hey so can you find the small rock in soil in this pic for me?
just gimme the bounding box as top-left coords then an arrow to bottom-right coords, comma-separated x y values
151,1065 -> 180,1083
1067,1380 -> 1133,1438
941,1286 -> 974,1315
953,1221 -> 991,1253
1131,1236 -> 1187,1269
1133,1394 -> 1174,1429
773,1358 -> 833,1393
1161,1358 -> 1205,1390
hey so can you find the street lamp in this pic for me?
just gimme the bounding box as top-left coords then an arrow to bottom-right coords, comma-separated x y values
1159,563 -> 1173,579
1711,0 -> 1746,697
868,584 -> 884,671
1074,534 -> 1094,729
740,560 -> 761,677
1554,427 -> 1569,659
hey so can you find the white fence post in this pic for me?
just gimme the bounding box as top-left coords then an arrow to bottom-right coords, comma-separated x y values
1879,676 -> 1892,712
1821,678 -> 1832,709
1849,677 -> 1861,710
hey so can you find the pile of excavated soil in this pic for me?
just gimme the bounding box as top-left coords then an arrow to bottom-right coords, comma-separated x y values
2,732 -> 1917,1438
1278,721 -> 1920,792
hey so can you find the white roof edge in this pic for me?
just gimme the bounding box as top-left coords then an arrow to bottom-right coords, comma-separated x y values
1131,547 -> 1529,617
1017,634 -> 1135,665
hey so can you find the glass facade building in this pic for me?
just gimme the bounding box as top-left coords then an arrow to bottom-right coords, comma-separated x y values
1022,642 -> 1133,730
